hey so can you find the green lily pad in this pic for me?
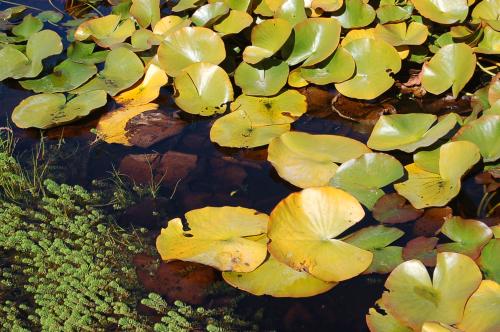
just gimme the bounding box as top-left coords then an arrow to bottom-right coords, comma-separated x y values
475,26 -> 500,54
12,90 -> 107,129
478,239 -> 500,283
267,131 -> 371,188
20,59 -> 97,93
67,42 -> 108,64
457,280 -> 500,332
344,225 -> 404,251
158,26 -> 226,77
438,217 -> 493,258
367,113 -> 458,153
285,18 -> 341,66
335,38 -> 401,100
74,15 -> 136,48
192,2 -> 229,26
268,187 -> 372,282
234,58 -> 289,96
36,10 -> 64,24
172,0 -> 202,11
173,62 -> 233,116
412,0 -> 469,24
213,10 -> 253,35
422,43 -> 476,98
310,0 -> 344,11
11,14 -> 42,41
365,246 -> 405,275
472,0 -> 500,30
272,0 -> 307,26
243,18 -> 292,64
394,141 -> 481,209
453,115 -> 500,162
332,0 -> 376,29
381,252 -> 482,330
223,254 -> 337,297
210,90 -> 307,148
130,0 -> 160,28
71,47 -> 144,96
299,46 -> 355,85
156,206 -> 269,272
367,305 -> 413,332
374,22 -> 429,46
376,2 -> 414,24
331,153 -> 404,209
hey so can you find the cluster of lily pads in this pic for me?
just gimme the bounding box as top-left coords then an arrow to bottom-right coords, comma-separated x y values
0,0 -> 499,331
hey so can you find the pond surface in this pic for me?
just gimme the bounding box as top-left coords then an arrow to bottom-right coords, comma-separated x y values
0,1 -> 494,331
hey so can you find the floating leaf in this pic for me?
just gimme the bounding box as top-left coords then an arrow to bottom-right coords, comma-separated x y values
271,0 -> 307,26
373,193 -> 424,224
475,26 -> 500,54
157,26 -> 226,77
403,236 -> 438,267
96,103 -> 159,146
411,0 -> 469,24
74,15 -> 136,48
335,38 -> 401,100
156,207 -> 269,272
478,239 -> 500,283
367,113 -> 458,153
130,0 -> 160,28
12,91 -> 107,129
242,18 -> 292,64
413,207 -> 453,237
267,131 -> 370,188
438,217 -> 493,258
173,62 -> 233,116
457,280 -> 500,332
152,15 -> 191,37
331,153 -> 404,209
172,0 -> 201,11
72,47 -> 144,96
374,22 -> 429,46
67,42 -> 108,65
472,0 -> 500,30
213,10 -> 253,35
234,58 -> 289,96
20,59 -> 97,93
11,14 -> 42,41
210,90 -> 307,148
285,18 -> 341,66
223,254 -> 337,297
365,246 -> 404,275
453,115 -> 500,162
268,187 -> 372,282
36,10 -> 63,24
376,2 -> 413,24
332,0 -> 376,29
299,46 -> 355,85
366,306 -> 413,332
381,252 -> 482,330
421,322 -> 461,332
115,64 -> 168,106
394,141 -> 480,209
192,3 -> 229,26
422,43 -> 476,98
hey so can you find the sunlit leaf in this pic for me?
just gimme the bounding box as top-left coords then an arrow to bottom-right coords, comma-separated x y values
130,0 -> 160,28
213,10 -> 253,35
332,0 -> 376,29
192,2 -> 229,26
374,22 -> 429,46
242,18 -> 292,64
366,306 -> 413,332
114,64 -> 168,106
12,91 -> 107,129
453,115 -> 500,162
299,46 -> 355,85
438,217 -> 493,258
152,15 -> 191,38
457,280 -> 500,332
234,58 -> 289,96
268,187 -> 372,282
67,42 -> 108,65
478,239 -> 500,283
74,15 -> 136,48
412,0 -> 468,24
156,207 -> 269,272
311,0 -> 343,11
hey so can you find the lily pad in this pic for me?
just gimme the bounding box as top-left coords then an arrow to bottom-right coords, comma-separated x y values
412,0 -> 469,24
478,239 -> 500,283
234,58 -> 289,96
20,59 -> 97,93
422,43 -> 476,98
130,0 -> 160,28
403,236 -> 438,267
475,26 -> 500,54
268,187 -> 372,282
472,0 -> 500,30
192,3 -> 229,26
438,217 -> 493,258
374,22 -> 429,46
74,15 -> 136,48
71,47 -> 145,96
210,90 -> 307,148
285,18 -> 341,66
213,10 -> 253,35
158,26 -> 226,77
267,131 -> 371,188
67,42 -> 108,65
271,0 -> 307,26
152,15 -> 192,37
331,153 -> 404,209
366,305 -> 413,332
376,2 -> 413,24
332,0 -> 376,29
115,64 -> 168,106
373,193 -> 424,224
457,280 -> 500,332
367,113 -> 458,153
12,91 -> 107,129
11,14 -> 42,41
243,18 -> 292,64
335,38 -> 401,100
394,141 -> 481,209
156,207 -> 269,272
299,46 -> 355,85
453,115 -> 500,162
310,0 -> 344,11
223,254 -> 337,297
381,252 -> 482,330
173,62 -> 233,116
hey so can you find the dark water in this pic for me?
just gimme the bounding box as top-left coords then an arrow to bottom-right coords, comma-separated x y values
0,1 -> 490,331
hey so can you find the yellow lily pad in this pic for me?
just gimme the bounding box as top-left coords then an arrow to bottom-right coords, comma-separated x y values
268,187 -> 372,282
412,0 -> 468,24
457,280 -> 500,332
242,18 -> 292,64
453,115 -> 500,162
152,15 -> 191,37
267,131 -> 371,188
130,0 -> 160,28
156,207 -> 269,272
374,22 -> 429,46
74,15 -> 136,48
173,62 -> 233,116
114,64 -> 168,106
210,90 -> 307,148
381,252 -> 482,330
213,10 -> 253,35
223,254 -> 337,297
